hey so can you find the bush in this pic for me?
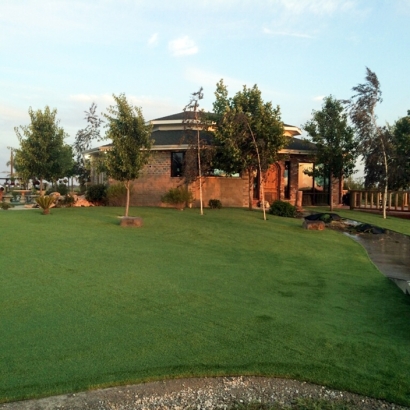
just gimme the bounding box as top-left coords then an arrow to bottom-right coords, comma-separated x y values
1,202 -> 13,210
85,184 -> 108,205
208,199 -> 222,209
268,200 -> 297,218
106,183 -> 128,207
61,193 -> 76,207
161,187 -> 193,207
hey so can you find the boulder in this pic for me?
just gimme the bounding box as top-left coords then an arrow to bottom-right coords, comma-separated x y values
303,219 -> 325,230
120,216 -> 143,227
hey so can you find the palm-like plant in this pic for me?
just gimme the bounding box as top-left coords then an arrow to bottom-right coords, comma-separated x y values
35,195 -> 56,215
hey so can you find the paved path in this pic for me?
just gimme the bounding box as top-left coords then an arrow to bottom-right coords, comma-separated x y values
346,230 -> 410,294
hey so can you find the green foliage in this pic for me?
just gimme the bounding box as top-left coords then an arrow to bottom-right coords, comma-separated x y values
103,93 -> 153,217
213,79 -> 285,210
73,103 -> 103,189
35,195 -> 55,214
161,186 -> 193,205
46,183 -> 68,196
304,96 -> 357,183
390,110 -> 410,189
60,193 -> 76,207
14,106 -> 74,193
0,203 -> 13,210
85,184 -> 107,204
106,183 -> 127,206
208,199 -> 222,209
268,200 -> 297,217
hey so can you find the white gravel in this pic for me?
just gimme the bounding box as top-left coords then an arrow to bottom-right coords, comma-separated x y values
1,376 -> 408,410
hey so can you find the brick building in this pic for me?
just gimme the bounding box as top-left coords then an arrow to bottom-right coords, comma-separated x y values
86,112 -> 318,208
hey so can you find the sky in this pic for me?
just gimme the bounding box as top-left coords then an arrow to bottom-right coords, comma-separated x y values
1,0 -> 410,177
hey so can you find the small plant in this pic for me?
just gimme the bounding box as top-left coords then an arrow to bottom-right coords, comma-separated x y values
61,193 -> 76,207
268,200 -> 297,218
85,184 -> 108,205
161,187 -> 193,209
107,183 -> 128,207
208,199 -> 222,209
1,202 -> 13,210
35,195 -> 56,215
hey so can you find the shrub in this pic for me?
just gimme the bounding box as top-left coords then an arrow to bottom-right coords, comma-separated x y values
1,202 -> 13,210
208,199 -> 222,209
35,195 -> 56,215
85,184 -> 108,205
61,193 -> 76,207
47,184 -> 68,196
161,187 -> 193,208
268,200 -> 297,218
106,183 -> 128,207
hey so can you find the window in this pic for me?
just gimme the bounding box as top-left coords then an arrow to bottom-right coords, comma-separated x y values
284,161 -> 291,199
171,152 -> 185,177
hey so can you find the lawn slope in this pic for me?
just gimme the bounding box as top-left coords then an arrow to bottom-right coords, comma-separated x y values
1,207 -> 409,405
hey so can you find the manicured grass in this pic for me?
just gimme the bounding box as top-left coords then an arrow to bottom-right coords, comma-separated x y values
306,206 -> 410,235
1,207 -> 410,405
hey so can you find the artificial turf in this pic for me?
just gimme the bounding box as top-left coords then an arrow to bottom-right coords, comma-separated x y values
0,207 -> 409,405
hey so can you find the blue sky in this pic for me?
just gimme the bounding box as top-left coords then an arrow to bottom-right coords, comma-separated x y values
1,0 -> 409,176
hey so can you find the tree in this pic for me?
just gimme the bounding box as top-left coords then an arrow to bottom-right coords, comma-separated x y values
14,106 -> 72,194
183,87 -> 215,215
390,110 -> 410,189
213,79 -> 285,211
73,103 -> 103,190
103,94 -> 153,217
303,96 -> 357,211
346,68 -> 389,218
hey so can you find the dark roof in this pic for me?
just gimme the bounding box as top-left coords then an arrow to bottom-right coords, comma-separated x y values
151,130 -> 315,152
151,129 -> 213,146
153,112 -> 201,121
286,137 -> 316,151
153,112 -> 297,129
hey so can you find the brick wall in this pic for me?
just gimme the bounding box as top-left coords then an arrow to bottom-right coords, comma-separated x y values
104,151 -> 312,208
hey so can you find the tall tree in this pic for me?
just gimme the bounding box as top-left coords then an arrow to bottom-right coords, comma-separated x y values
14,106 -> 72,194
103,94 -> 153,217
73,103 -> 103,190
346,68 -> 389,218
183,87 -> 215,215
213,79 -> 285,211
303,96 -> 357,210
390,110 -> 410,189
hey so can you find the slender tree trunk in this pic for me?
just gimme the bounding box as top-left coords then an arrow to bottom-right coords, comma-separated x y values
125,180 -> 130,217
40,178 -> 44,196
248,169 -> 253,211
380,137 -> 388,219
197,129 -> 203,215
329,171 -> 334,212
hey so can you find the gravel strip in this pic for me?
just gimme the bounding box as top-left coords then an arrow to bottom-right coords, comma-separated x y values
1,377 -> 408,410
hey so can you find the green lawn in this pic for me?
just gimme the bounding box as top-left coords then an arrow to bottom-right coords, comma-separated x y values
1,207 -> 410,405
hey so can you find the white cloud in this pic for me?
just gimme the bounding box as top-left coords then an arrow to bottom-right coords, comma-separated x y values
169,36 -> 198,56
313,95 -> 325,101
148,33 -> 159,46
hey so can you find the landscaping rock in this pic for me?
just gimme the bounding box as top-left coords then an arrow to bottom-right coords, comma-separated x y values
303,219 -> 325,230
120,217 -> 143,227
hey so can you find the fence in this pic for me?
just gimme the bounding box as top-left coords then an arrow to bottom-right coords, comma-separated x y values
349,190 -> 410,212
